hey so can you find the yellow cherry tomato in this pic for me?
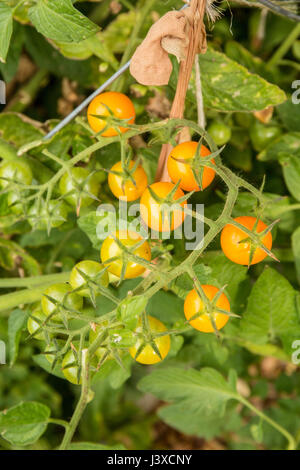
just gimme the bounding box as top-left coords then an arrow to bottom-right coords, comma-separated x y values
184,284 -> 230,333
167,141 -> 215,192
69,260 -> 109,297
108,161 -> 148,201
129,315 -> 170,364
62,349 -> 81,385
140,182 -> 186,233
100,230 -> 151,279
87,91 -> 135,137
220,216 -> 273,265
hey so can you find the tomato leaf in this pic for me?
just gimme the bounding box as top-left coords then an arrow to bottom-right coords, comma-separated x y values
277,97 -> 300,132
240,267 -> 299,344
0,4 -> 13,64
257,132 -> 300,162
28,0 -> 99,43
139,367 -> 239,416
117,295 -> 147,330
0,401 -> 50,446
292,227 -> 300,285
8,309 -> 27,366
174,47 -> 286,112
279,151 -> 300,201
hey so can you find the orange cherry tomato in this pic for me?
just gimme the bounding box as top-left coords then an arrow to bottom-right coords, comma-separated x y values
220,216 -> 272,266
184,285 -> 230,333
108,161 -> 148,201
87,91 -> 135,137
167,141 -> 215,192
140,182 -> 186,233
100,230 -> 151,279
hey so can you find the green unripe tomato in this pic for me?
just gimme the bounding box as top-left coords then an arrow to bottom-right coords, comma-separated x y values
27,309 -> 47,340
234,112 -> 254,129
0,161 -> 33,215
249,120 -> 282,152
28,200 -> 69,230
70,260 -> 109,297
59,167 -> 100,208
44,343 -> 57,364
62,349 -> 81,385
0,160 -> 33,188
41,283 -> 83,321
207,121 -> 232,146
6,191 -> 25,215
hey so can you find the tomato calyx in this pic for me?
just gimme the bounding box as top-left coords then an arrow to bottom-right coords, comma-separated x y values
132,314 -> 167,362
187,281 -> 238,337
108,156 -> 141,194
29,199 -> 68,234
90,102 -> 135,137
42,292 -> 81,325
148,179 -> 191,204
107,233 -> 151,283
72,265 -> 109,306
170,142 -> 220,191
230,217 -> 279,267
60,168 -> 100,215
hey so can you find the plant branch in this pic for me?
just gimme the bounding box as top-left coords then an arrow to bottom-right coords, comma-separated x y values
59,349 -> 90,450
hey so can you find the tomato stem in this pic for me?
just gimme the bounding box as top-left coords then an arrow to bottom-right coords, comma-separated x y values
59,349 -> 91,450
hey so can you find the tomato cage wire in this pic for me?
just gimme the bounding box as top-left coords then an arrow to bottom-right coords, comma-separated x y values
43,0 -> 300,142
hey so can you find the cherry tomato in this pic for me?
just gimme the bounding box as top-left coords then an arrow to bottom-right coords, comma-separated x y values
184,285 -> 230,333
207,121 -> 232,146
0,160 -> 33,214
27,309 -> 47,340
70,260 -> 109,297
108,161 -> 148,202
129,315 -> 170,364
0,160 -> 32,187
41,283 -> 83,321
140,182 -> 186,232
100,230 -> 151,279
87,91 -> 135,137
59,167 -> 100,208
28,200 -> 68,230
62,349 -> 81,385
249,120 -> 281,152
167,141 -> 215,192
220,216 -> 272,265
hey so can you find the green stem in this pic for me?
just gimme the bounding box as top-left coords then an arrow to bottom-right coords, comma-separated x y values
267,23 -> 300,68
48,418 -> 70,429
240,397 -> 296,450
0,286 -> 49,313
0,272 -> 70,313
119,0 -> 134,11
5,69 -> 48,113
111,0 -> 156,91
0,271 -> 70,288
59,349 -> 90,450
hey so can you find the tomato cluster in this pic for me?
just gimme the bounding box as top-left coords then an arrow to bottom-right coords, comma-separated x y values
24,91 -> 277,384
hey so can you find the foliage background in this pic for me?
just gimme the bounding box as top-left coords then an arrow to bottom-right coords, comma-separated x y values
0,0 -> 300,450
